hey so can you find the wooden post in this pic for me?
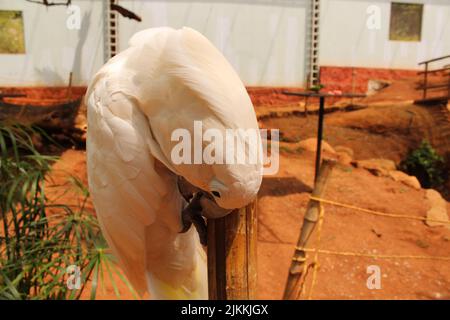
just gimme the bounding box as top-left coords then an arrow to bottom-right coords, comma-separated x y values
207,200 -> 257,300
283,159 -> 335,300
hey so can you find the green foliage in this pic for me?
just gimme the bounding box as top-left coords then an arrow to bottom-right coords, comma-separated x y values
0,124 -> 135,300
400,140 -> 447,188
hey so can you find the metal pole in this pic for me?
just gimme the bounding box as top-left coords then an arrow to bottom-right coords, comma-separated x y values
314,96 -> 325,182
423,62 -> 428,99
104,0 -> 118,62
447,68 -> 450,98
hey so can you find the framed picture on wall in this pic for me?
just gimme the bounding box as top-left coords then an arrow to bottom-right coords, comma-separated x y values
389,2 -> 423,42
0,10 -> 26,54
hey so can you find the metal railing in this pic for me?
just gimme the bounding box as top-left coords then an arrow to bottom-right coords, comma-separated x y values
418,54 -> 450,100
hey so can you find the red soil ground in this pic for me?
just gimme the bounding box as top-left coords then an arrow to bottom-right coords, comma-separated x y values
319,66 -> 418,94
34,74 -> 450,299
49,122 -> 450,300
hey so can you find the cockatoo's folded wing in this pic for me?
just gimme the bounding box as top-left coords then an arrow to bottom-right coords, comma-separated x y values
86,82 -> 184,295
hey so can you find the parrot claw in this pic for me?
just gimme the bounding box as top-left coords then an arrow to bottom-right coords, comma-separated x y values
191,213 -> 208,246
180,192 -> 208,246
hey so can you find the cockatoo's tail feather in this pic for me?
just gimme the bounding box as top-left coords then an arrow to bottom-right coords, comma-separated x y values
146,240 -> 207,300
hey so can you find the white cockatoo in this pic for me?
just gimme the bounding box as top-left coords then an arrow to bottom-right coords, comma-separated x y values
85,27 -> 262,299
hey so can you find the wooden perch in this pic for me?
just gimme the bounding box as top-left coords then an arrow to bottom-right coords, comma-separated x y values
283,159 -> 336,300
207,200 -> 257,300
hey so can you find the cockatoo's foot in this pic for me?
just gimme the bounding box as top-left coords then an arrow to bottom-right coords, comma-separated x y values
180,192 -> 208,246
177,175 -> 231,245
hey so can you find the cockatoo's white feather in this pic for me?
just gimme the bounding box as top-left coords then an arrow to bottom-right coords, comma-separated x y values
86,27 -> 261,299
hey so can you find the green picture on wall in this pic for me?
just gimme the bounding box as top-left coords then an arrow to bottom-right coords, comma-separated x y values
0,10 -> 26,54
389,3 -> 423,42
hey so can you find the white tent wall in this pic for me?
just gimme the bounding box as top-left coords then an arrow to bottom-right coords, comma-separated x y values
0,0 -> 309,87
320,0 -> 450,70
0,0 -> 104,86
0,0 -> 449,87
117,0 -> 309,86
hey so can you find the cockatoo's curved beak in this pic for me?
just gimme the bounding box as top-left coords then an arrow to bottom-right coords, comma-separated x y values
177,176 -> 232,217
199,192 -> 232,219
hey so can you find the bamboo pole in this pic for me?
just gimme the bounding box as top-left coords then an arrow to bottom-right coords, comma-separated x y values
207,200 -> 257,300
283,159 -> 336,300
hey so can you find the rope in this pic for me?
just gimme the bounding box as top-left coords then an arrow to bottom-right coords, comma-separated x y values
296,195 -> 450,299
309,196 -> 450,225
296,247 -> 450,261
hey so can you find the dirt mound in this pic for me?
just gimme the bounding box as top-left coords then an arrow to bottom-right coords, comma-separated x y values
260,101 -> 449,164
0,86 -> 86,106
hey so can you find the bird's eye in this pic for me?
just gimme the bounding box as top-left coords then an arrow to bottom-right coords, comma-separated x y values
211,190 -> 221,198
